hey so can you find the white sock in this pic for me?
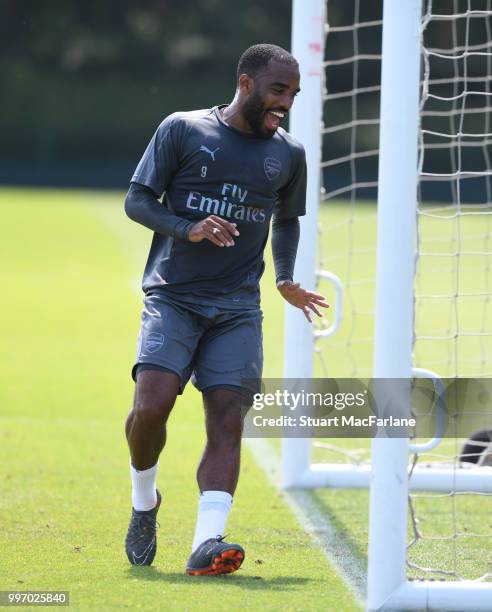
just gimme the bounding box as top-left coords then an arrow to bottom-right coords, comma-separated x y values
130,461 -> 159,511
191,490 -> 233,552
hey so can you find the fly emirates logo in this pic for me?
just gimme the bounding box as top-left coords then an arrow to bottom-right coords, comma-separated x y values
186,182 -> 267,223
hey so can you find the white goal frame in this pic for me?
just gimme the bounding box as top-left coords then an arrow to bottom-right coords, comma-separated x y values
285,0 -> 492,610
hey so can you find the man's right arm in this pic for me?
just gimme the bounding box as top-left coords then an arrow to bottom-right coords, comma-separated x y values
127,116 -> 238,245
125,182 -> 240,247
125,182 -> 194,240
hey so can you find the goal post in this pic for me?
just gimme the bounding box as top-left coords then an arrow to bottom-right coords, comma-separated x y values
369,3 -> 492,608
367,0 -> 422,608
285,0 -> 492,610
281,0 -> 325,488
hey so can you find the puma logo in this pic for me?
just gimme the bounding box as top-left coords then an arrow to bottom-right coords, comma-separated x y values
199,145 -> 220,161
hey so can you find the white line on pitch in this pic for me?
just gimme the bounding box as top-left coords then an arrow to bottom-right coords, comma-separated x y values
246,437 -> 366,610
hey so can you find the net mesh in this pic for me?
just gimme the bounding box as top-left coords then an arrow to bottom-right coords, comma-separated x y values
316,0 -> 492,582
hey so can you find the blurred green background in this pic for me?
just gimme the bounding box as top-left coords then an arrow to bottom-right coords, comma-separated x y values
1,1 -> 294,187
2,1 -> 489,203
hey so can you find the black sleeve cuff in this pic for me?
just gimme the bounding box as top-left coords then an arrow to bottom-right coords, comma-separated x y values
271,216 -> 300,285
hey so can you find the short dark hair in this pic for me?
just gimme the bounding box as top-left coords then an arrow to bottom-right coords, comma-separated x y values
237,44 -> 298,80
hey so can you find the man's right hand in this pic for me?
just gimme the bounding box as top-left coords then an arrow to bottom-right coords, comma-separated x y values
188,215 -> 240,247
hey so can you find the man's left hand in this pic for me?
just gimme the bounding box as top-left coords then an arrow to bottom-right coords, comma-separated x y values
277,280 -> 330,323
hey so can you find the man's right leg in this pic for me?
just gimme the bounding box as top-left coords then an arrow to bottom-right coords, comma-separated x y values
127,294 -> 202,474
124,369 -> 180,566
125,369 -> 180,470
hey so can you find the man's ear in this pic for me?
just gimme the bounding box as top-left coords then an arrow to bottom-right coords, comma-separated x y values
238,73 -> 254,95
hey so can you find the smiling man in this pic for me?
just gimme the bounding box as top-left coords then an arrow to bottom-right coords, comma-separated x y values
123,43 -> 328,575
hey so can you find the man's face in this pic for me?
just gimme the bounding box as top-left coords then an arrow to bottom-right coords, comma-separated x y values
241,60 -> 301,139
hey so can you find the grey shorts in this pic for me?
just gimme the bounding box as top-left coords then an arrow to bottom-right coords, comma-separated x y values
132,293 -> 263,397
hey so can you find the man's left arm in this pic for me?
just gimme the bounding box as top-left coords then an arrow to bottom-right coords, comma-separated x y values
272,144 -> 329,322
272,216 -> 329,322
271,216 -> 300,285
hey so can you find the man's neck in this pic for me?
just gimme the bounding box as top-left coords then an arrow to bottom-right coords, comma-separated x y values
221,101 -> 252,134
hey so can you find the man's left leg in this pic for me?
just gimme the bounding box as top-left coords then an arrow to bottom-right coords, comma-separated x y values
186,388 -> 246,575
198,388 -> 243,494
186,307 -> 262,575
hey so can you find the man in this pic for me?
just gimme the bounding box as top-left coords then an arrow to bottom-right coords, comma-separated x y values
124,43 -> 328,575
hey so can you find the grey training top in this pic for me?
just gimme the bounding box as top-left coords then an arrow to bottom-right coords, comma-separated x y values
131,105 -> 307,306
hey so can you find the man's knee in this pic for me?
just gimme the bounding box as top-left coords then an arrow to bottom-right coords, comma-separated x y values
132,370 -> 180,426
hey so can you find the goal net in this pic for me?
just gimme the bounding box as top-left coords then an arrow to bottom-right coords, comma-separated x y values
286,0 -> 492,609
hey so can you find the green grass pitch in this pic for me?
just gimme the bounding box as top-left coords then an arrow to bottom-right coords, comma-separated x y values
0,188 -> 360,611
1,187 -> 491,610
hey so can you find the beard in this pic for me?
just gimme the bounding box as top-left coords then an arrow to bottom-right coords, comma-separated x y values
242,89 -> 274,139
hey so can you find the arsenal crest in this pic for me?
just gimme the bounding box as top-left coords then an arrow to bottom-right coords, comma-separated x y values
264,157 -> 282,181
